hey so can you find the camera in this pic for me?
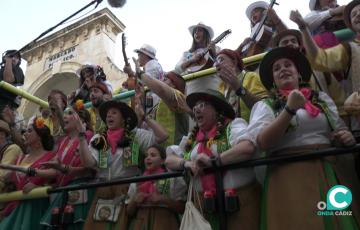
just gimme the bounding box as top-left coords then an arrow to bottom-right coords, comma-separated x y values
1,50 -> 21,66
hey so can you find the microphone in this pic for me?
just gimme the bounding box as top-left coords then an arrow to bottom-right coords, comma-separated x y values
107,0 -> 127,8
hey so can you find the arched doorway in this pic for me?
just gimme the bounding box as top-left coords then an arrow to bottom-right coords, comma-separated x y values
21,72 -> 79,121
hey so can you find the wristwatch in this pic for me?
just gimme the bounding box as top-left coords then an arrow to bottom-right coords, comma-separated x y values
235,86 -> 246,97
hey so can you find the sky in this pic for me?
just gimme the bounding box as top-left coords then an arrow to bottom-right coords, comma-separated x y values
0,0 -> 351,73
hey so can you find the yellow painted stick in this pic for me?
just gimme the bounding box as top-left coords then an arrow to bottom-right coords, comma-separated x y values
0,81 -> 49,109
0,186 -> 50,202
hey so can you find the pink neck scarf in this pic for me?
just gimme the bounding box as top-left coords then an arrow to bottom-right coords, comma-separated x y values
196,125 -> 218,194
138,167 -> 166,194
279,88 -> 321,117
106,128 -> 124,154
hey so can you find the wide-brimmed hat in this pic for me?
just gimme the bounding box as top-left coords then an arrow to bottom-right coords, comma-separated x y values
186,89 -> 235,119
272,29 -> 302,48
165,71 -> 186,93
0,120 -> 10,135
259,47 -> 312,90
99,100 -> 138,130
309,0 -> 318,10
134,44 -> 157,59
344,0 -> 360,31
188,22 -> 214,40
245,1 -> 269,20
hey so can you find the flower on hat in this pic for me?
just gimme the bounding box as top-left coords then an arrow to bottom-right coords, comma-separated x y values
35,117 -> 45,129
75,99 -> 85,111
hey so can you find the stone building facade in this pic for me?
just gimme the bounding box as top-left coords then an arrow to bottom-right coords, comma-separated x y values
19,8 -> 127,120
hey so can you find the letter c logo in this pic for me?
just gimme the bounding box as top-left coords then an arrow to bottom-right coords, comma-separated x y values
327,185 -> 352,210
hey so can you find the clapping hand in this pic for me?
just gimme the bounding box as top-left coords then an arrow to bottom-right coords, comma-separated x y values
73,112 -> 86,133
290,10 -> 307,29
287,89 -> 306,111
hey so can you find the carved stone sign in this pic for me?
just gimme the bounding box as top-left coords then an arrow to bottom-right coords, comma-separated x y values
44,46 -> 77,70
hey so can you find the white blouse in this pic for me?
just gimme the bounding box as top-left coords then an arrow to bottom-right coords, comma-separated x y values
174,47 -> 222,96
89,128 -> 156,180
248,92 -> 346,152
167,118 -> 256,191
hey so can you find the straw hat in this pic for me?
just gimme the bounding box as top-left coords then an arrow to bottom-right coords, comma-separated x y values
134,44 -> 157,59
188,22 -> 214,39
245,1 -> 269,20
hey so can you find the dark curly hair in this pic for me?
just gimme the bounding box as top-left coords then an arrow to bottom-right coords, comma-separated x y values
32,121 -> 54,151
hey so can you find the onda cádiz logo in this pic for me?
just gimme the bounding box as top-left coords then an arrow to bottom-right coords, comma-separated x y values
317,185 -> 353,216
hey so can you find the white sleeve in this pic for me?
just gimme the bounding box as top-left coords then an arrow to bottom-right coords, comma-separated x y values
247,101 -> 276,147
135,128 -> 157,153
228,118 -> 251,146
174,52 -> 191,74
145,60 -> 164,80
304,10 -> 332,33
166,135 -> 189,158
125,183 -> 137,204
319,91 -> 347,130
88,134 -> 101,164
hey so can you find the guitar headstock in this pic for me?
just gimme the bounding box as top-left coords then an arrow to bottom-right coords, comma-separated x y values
121,33 -> 129,66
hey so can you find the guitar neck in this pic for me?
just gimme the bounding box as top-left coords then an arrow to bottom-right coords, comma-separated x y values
201,29 -> 232,56
251,0 -> 277,41
122,33 -> 130,67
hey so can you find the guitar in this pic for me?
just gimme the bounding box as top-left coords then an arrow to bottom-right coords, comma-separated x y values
186,29 -> 232,73
122,33 -> 130,66
241,0 -> 278,56
122,33 -> 136,90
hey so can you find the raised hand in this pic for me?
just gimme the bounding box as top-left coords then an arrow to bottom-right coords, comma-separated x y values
134,100 -> 145,123
132,57 -> 141,74
290,10 -> 307,28
329,5 -> 345,16
287,89 -> 306,111
73,112 -> 86,133
123,64 -> 134,76
215,60 -> 241,91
